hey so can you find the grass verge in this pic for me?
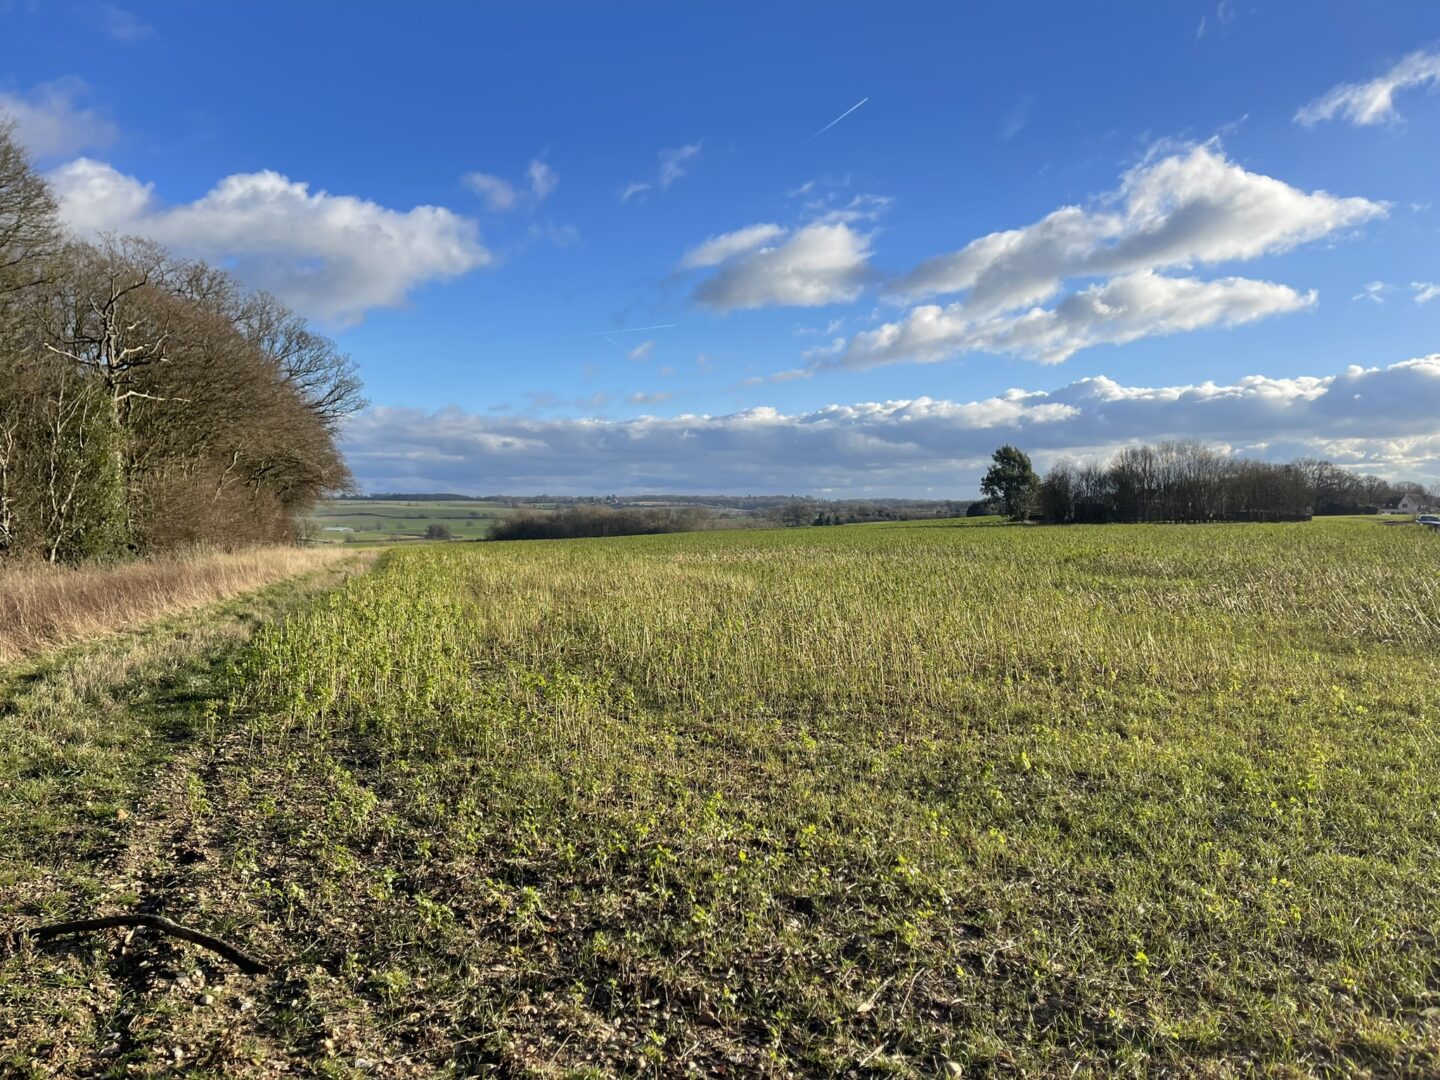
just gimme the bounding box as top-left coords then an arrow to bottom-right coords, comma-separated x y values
0,547 -> 350,665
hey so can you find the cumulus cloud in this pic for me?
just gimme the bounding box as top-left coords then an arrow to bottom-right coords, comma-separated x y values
462,158 -> 557,211
798,143 -> 1383,372
50,158 -> 489,325
340,356 -> 1440,495
685,222 -> 875,312
842,271 -> 1314,367
1297,47 -> 1440,127
0,79 -> 117,158
889,143 -> 1384,309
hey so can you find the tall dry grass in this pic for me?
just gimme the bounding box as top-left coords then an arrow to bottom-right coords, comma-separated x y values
0,546 -> 348,664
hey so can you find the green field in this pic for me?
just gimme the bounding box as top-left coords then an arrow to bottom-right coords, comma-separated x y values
305,499 -> 533,543
4,518 -> 1440,1075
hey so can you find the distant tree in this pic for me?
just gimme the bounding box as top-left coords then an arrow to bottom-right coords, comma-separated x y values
488,506 -> 711,541
774,499 -> 814,528
966,499 -> 998,517
980,445 -> 1038,520
424,523 -> 453,540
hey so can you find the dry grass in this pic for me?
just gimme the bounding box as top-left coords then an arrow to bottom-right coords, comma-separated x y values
0,547 -> 348,665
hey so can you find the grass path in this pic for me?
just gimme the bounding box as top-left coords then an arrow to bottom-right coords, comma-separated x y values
0,553 -> 375,1077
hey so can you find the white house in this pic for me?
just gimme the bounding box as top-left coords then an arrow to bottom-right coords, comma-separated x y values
1389,493 -> 1425,514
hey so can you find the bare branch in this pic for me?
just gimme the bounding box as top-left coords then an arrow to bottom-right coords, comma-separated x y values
9,913 -> 271,975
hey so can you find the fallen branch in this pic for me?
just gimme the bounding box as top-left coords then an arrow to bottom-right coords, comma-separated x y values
10,914 -> 270,975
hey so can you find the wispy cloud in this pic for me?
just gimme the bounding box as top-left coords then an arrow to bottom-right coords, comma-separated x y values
659,142 -> 702,188
679,223 -> 786,270
101,4 -> 154,41
1353,281 -> 1390,304
619,141 -> 703,202
1297,46 -> 1440,127
1000,95 -> 1035,141
618,181 -> 652,203
626,390 -> 673,407
462,157 -> 558,212
1414,282 -> 1440,305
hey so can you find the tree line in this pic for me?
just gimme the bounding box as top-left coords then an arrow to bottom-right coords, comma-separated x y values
0,119 -> 362,562
489,505 -> 714,541
979,442 -> 1432,524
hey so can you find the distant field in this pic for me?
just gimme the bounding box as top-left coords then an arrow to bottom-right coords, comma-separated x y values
305,498 -> 536,543
4,517 -> 1439,1075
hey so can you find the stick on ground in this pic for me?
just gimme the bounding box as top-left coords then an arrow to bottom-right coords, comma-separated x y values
10,914 -> 270,975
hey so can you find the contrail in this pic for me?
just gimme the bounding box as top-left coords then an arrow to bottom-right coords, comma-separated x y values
571,323 -> 676,339
473,324 -> 678,350
810,96 -> 869,139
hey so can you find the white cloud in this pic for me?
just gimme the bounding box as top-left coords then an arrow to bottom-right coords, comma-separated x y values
1353,281 -> 1390,304
0,79 -> 116,158
1297,47 -> 1440,127
628,340 -> 654,362
1001,95 -> 1035,141
686,222 -> 875,312
890,144 -> 1384,310
801,336 -> 846,361
626,390 -> 673,407
809,193 -> 893,226
1413,282 -> 1440,305
843,271 -> 1315,367
102,5 -> 154,41
620,141 -> 702,202
463,157 -> 557,211
659,142 -> 702,189
813,143 -> 1382,371
462,172 -> 519,211
51,158 -> 489,325
341,356 -> 1440,495
523,221 -> 581,249
527,159 -> 558,200
679,223 -> 786,270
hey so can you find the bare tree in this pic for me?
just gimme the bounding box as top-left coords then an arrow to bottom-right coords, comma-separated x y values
0,121 -> 359,562
0,117 -> 60,301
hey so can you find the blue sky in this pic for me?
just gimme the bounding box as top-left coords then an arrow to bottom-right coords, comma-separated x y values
3,1 -> 1438,495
